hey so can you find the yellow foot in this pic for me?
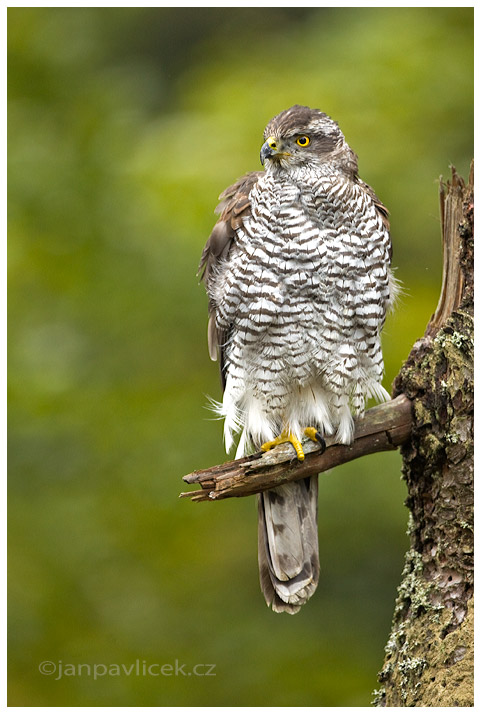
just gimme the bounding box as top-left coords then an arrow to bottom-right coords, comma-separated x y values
261,431 -> 306,462
261,428 -> 326,462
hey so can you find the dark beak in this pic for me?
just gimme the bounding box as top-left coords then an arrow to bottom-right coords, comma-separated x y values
260,140 -> 275,165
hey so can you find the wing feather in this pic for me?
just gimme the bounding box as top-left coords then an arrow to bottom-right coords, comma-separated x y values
356,175 -> 393,264
356,176 -> 391,231
198,171 -> 262,388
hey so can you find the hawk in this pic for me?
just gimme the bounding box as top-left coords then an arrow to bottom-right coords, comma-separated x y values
199,105 -> 396,613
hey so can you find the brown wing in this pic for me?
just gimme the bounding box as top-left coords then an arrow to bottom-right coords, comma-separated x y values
356,176 -> 392,261
356,176 -> 390,231
198,171 -> 262,388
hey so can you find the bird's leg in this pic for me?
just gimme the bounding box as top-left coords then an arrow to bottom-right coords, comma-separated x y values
261,428 -> 326,462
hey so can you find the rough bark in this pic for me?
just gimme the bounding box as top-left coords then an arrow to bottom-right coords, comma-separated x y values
373,165 -> 474,707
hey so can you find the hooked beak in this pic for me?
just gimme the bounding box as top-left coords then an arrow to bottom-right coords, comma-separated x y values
260,136 -> 279,165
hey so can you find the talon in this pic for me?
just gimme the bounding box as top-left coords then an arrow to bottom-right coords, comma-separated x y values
315,432 -> 326,453
261,431 -> 306,462
304,427 -> 326,454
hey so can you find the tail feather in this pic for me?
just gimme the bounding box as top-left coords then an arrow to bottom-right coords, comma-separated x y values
258,477 -> 319,614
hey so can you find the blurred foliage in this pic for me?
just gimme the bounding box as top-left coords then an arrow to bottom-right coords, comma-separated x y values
8,6 -> 473,707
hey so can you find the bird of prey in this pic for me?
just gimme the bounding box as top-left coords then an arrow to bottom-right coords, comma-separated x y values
199,105 -> 396,613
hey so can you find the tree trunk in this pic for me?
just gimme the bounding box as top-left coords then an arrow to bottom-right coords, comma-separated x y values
373,165 -> 474,707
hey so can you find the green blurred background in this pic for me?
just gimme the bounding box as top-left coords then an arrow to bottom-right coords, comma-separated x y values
8,6 -> 473,707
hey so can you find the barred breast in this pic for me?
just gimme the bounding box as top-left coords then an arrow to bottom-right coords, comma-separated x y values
215,164 -> 392,455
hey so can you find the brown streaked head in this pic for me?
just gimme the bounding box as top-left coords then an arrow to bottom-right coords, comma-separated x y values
259,104 -> 356,174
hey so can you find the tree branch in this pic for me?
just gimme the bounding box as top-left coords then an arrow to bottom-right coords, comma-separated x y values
180,393 -> 412,501
427,163 -> 474,337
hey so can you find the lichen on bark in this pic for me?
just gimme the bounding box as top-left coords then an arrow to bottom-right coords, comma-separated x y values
373,166 -> 474,707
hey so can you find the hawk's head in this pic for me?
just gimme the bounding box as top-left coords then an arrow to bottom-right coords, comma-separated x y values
260,105 -> 357,175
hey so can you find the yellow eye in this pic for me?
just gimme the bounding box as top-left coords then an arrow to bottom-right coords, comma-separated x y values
296,135 -> 310,147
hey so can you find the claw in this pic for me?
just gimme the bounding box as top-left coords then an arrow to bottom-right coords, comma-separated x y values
261,430 -> 306,462
304,427 -> 326,454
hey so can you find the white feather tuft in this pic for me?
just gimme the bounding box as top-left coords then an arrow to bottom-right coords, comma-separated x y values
335,402 -> 354,445
235,429 -> 249,459
366,380 -> 391,403
387,268 -> 404,313
285,382 -> 334,440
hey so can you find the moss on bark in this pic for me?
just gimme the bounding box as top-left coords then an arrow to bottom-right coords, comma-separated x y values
373,169 -> 473,706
